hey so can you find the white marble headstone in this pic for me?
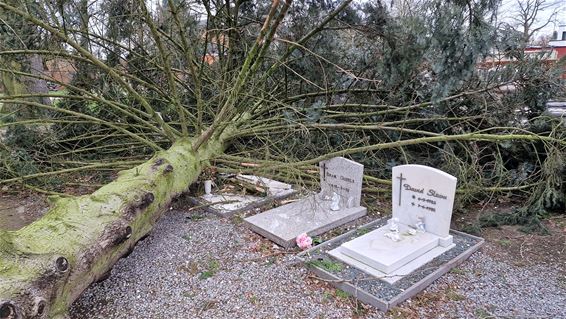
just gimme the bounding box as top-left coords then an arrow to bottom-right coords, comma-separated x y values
329,164 -> 458,282
319,157 -> 364,207
392,165 -> 457,238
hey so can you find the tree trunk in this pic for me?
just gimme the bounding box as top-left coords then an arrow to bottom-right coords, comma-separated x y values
0,137 -> 226,318
0,55 -> 51,119
26,54 -> 52,107
0,59 -> 28,116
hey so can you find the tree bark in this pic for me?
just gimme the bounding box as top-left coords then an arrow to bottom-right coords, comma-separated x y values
26,54 -> 52,107
0,59 -> 28,116
0,55 -> 51,119
0,137 -> 226,318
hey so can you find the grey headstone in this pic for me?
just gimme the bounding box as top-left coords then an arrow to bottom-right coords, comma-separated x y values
244,157 -> 367,248
319,157 -> 364,207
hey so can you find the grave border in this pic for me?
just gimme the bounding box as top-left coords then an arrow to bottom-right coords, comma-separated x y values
187,189 -> 296,217
297,218 -> 484,311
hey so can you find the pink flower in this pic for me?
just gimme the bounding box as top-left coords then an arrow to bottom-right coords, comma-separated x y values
296,233 -> 313,250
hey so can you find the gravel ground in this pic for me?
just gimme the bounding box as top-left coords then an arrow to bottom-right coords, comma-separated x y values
70,209 -> 566,319
401,252 -> 566,319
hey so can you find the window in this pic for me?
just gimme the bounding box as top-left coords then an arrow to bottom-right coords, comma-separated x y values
562,31 -> 566,40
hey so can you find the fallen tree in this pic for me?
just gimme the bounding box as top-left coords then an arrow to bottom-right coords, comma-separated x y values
0,0 -> 352,316
0,0 -> 298,316
0,137 -> 227,318
0,0 -> 565,318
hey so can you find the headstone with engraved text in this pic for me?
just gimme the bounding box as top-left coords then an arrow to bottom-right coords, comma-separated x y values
329,164 -> 458,283
319,157 -> 364,208
244,157 -> 367,248
391,164 -> 456,242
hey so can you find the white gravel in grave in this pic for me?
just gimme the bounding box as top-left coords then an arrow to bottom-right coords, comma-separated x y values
70,209 -> 566,319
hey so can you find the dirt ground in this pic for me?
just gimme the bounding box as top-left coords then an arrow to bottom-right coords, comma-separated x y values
0,190 -> 48,230
452,201 -> 566,273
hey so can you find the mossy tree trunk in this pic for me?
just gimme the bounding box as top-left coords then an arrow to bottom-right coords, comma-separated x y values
0,137 -> 226,318
0,59 -> 27,116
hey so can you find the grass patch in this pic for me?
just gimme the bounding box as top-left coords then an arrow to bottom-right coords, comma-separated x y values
356,228 -> 371,236
450,267 -> 466,275
312,236 -> 323,245
461,223 -> 482,236
306,259 -> 343,272
474,308 -> 493,319
498,239 -> 512,246
446,289 -> 465,301
335,289 -> 349,299
231,214 -> 244,224
322,291 -> 333,302
199,259 -> 220,280
188,213 -> 206,221
199,270 -> 215,279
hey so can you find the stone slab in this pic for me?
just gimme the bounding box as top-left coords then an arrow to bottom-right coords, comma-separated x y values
337,224 -> 441,274
329,242 -> 455,284
236,175 -> 295,197
298,219 -> 485,312
244,195 -> 367,248
187,175 -> 296,217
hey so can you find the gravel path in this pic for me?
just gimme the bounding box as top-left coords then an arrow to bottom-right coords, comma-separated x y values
70,209 -> 566,319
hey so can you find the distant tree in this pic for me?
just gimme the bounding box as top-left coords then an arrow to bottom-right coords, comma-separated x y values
507,0 -> 561,45
0,0 -> 52,118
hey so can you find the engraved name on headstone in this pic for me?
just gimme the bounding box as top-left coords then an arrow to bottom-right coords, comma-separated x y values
319,157 -> 364,207
392,164 -> 457,239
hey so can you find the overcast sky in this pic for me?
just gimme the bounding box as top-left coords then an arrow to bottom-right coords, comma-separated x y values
499,0 -> 566,37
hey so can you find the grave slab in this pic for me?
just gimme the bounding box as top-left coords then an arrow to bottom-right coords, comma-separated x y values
188,175 -> 295,217
244,195 -> 367,248
329,242 -> 455,284
299,219 -> 484,311
337,223 -> 442,274
244,157 -> 367,248
332,164 -> 459,276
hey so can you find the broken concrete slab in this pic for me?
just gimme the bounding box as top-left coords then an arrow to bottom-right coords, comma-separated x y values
187,175 -> 295,217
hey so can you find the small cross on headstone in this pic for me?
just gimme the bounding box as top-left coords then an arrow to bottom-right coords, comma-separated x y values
396,173 -> 406,206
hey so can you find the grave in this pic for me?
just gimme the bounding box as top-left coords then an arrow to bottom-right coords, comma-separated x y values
244,157 -> 367,248
188,174 -> 295,217
329,164 -> 457,283
300,164 -> 484,311
299,219 -> 484,312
